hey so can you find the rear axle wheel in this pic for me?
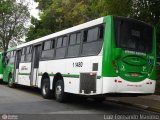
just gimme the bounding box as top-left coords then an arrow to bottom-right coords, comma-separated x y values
41,78 -> 53,99
8,74 -> 15,88
55,80 -> 67,102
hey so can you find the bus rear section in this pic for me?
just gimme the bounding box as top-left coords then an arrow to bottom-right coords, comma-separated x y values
102,16 -> 156,95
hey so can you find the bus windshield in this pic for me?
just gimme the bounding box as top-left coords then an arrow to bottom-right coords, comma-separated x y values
114,16 -> 153,53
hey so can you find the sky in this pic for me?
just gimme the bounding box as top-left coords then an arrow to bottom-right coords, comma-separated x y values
26,0 -> 40,19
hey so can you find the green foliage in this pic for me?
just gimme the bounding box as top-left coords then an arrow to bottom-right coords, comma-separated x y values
26,0 -> 160,50
90,0 -> 131,18
0,0 -> 30,51
35,0 -> 53,10
131,0 -> 160,24
26,0 -> 131,41
130,0 -> 160,57
26,16 -> 52,42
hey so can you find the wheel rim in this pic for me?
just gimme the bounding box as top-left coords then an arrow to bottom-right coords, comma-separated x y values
56,85 -> 62,98
42,83 -> 48,95
9,77 -> 12,86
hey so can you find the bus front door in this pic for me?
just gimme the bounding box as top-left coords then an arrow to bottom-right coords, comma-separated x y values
30,45 -> 41,86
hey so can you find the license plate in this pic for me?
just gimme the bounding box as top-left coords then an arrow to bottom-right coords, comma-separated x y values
131,73 -> 139,77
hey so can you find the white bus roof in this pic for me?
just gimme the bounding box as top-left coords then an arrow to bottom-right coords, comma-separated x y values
17,17 -> 104,49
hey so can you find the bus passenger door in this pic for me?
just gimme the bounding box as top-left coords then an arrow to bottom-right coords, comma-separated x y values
30,45 -> 41,86
14,50 -> 21,83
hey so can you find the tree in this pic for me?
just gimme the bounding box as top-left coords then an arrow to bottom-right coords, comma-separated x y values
35,0 -> 53,11
26,0 -> 159,44
25,16 -> 52,42
0,0 -> 30,51
89,0 -> 131,18
130,0 -> 160,56
26,0 -> 132,41
26,0 -> 92,41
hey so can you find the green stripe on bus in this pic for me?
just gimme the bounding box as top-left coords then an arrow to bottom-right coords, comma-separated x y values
19,73 -> 101,79
38,73 -> 101,79
19,73 -> 30,75
61,74 -> 79,78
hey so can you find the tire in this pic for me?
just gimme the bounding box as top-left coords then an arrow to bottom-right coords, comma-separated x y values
54,80 -> 67,102
41,78 -> 53,99
8,74 -> 15,88
0,79 -> 3,84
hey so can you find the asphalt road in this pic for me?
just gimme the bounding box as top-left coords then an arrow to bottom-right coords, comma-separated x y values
0,83 -> 159,120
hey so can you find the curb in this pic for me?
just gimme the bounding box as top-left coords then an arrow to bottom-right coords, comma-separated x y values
147,107 -> 160,113
106,98 -> 160,113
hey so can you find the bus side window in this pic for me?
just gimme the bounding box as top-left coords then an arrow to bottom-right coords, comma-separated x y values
69,33 -> 76,45
26,46 -> 30,54
7,52 -> 10,58
62,36 -> 67,47
76,33 -> 81,44
20,48 -> 26,62
43,40 -> 51,50
87,27 -> 99,42
67,32 -> 81,57
81,26 -> 103,56
99,25 -> 104,39
25,46 -> 32,62
57,37 -> 63,48
55,36 -> 67,59
83,30 -> 88,42
9,51 -> 15,64
5,52 -> 10,65
41,40 -> 54,60
51,39 -> 55,49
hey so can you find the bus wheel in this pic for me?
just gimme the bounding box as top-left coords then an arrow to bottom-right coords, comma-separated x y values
41,78 -> 53,99
55,80 -> 67,102
8,74 -> 15,88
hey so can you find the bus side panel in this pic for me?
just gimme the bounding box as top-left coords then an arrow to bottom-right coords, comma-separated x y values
38,55 -> 102,94
18,62 -> 31,86
65,55 -> 102,94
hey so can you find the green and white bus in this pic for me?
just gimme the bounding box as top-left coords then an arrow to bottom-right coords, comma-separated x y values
0,47 -> 17,86
1,16 -> 156,102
